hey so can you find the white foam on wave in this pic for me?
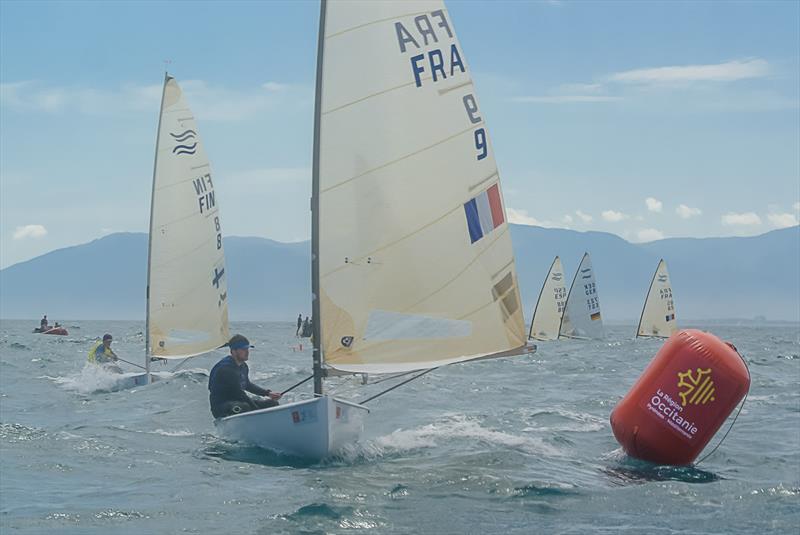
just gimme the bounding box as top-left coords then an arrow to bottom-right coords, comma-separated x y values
522,408 -> 607,433
45,365 -> 150,394
335,414 -> 562,463
149,428 -> 195,437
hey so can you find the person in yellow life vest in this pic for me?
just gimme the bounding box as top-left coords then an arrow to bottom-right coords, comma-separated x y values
88,334 -> 119,365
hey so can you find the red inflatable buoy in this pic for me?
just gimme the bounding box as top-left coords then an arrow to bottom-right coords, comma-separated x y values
610,329 -> 750,465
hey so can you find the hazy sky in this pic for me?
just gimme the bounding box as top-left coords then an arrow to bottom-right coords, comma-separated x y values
1,0 -> 798,268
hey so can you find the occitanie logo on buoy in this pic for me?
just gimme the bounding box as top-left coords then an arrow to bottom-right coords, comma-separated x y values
677,368 -> 716,406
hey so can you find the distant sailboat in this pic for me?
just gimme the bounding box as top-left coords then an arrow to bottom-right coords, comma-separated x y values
528,256 -> 567,341
559,252 -> 604,340
636,259 -> 677,338
215,0 -> 532,459
121,73 -> 230,388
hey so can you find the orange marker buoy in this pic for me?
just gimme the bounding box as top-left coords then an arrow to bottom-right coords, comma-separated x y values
610,329 -> 750,465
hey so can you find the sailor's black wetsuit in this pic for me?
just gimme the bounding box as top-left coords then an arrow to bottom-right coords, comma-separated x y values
208,355 -> 277,418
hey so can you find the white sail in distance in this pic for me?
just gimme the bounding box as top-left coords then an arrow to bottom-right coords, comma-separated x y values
147,75 -> 230,359
316,1 -> 527,374
636,259 -> 677,338
559,253 -> 604,340
529,256 -> 567,341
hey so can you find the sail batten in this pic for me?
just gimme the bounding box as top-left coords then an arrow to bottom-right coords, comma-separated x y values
147,75 -> 230,359
317,1 -> 526,374
636,259 -> 677,338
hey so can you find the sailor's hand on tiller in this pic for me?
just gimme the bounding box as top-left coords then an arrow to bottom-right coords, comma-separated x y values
268,392 -> 282,401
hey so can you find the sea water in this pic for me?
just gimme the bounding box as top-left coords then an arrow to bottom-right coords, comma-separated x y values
1,320 -> 798,534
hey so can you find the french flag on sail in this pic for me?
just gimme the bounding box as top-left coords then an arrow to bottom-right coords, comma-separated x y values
464,183 -> 505,244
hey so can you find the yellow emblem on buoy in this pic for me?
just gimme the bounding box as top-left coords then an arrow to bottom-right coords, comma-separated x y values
677,368 -> 716,406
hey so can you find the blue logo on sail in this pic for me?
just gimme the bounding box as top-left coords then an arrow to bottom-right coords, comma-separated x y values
171,129 -> 197,156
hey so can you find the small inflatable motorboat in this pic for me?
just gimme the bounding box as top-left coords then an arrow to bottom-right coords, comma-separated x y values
33,326 -> 68,335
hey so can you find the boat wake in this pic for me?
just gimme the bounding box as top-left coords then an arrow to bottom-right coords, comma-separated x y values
45,365 -> 166,394
331,413 -> 563,464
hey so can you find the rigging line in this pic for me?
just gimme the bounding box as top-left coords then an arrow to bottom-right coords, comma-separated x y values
368,369 -> 418,385
116,356 -> 147,370
695,348 -> 751,466
358,367 -> 438,405
169,357 -> 192,373
281,374 -> 314,395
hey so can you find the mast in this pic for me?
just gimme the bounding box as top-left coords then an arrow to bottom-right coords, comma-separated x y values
311,0 -> 327,396
145,72 -> 170,383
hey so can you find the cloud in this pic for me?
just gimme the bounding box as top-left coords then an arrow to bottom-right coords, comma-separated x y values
506,208 -> 569,229
645,197 -> 663,213
767,212 -> 799,228
13,224 -> 47,240
261,81 -> 288,92
601,210 -> 629,222
512,81 -> 620,104
562,214 -> 574,224
794,202 -> 800,212
1,80 -> 160,114
506,207 -> 541,226
634,228 -> 665,242
575,210 -> 593,223
608,58 -> 769,85
512,95 -> 620,103
0,79 -> 308,121
721,212 -> 761,226
676,204 -> 702,219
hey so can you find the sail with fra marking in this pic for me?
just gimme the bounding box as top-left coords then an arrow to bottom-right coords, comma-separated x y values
147,75 -> 230,359
636,259 -> 677,338
317,0 -> 527,374
559,252 -> 604,340
529,256 -> 567,341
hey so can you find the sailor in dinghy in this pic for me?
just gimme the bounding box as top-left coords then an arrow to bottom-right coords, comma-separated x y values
87,334 -> 123,374
208,334 -> 283,418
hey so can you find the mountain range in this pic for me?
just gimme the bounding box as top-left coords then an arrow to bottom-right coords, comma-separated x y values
1,225 -> 797,322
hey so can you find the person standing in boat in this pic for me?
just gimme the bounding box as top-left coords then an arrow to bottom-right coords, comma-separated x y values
296,313 -> 303,336
88,334 -> 119,365
208,334 -> 282,418
40,315 -> 48,330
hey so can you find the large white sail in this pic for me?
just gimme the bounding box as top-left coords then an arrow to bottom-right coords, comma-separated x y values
316,1 -> 526,374
559,253 -> 604,340
636,259 -> 677,338
147,75 -> 230,359
529,256 -> 567,341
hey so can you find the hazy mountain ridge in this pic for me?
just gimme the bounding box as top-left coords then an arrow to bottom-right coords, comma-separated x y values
1,225 -> 797,321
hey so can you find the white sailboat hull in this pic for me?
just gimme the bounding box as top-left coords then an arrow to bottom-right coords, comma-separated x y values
215,396 -> 369,460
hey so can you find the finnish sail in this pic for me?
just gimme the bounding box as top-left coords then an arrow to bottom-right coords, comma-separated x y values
529,256 -> 567,341
559,253 -> 604,340
636,259 -> 677,338
147,75 -> 230,358
317,1 -> 526,374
